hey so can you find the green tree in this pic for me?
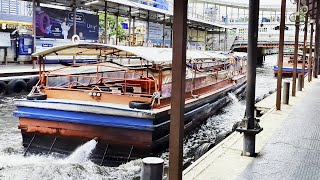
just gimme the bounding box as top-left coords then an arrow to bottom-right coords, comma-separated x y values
99,13 -> 126,41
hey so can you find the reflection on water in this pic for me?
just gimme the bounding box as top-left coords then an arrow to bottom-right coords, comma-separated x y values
0,55 -> 278,179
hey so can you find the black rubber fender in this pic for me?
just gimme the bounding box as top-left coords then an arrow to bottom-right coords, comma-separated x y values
129,101 -> 152,110
27,76 -> 39,92
26,93 -> 47,100
0,80 -> 7,94
7,79 -> 27,94
195,143 -> 215,160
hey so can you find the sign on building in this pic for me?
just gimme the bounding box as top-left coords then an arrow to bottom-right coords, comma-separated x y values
0,32 -> 11,47
36,7 -> 99,40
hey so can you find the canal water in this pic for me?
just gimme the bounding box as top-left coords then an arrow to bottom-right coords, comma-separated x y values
0,55 -> 277,179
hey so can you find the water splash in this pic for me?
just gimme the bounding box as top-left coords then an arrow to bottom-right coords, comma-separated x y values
227,93 -> 238,103
66,139 -> 98,163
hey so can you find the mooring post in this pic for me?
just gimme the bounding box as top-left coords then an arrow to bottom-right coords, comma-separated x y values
141,157 -> 164,180
235,0 -> 263,157
298,74 -> 303,91
283,82 -> 290,104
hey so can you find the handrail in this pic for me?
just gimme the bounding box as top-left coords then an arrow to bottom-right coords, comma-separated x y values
44,73 -> 159,96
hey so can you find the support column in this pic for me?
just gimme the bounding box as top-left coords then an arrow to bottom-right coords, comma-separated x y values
292,1 -> 300,96
146,11 -> 150,43
168,0 -> 188,179
104,1 -> 108,44
301,0 -> 309,88
224,28 -> 227,51
128,8 -> 132,46
132,17 -> 136,46
309,20 -> 314,81
219,28 -> 221,50
32,0 -> 36,53
205,28 -> 207,50
236,0 -> 262,157
115,14 -> 119,45
276,0 -> 287,110
314,1 -> 320,78
73,0 -> 77,36
196,26 -> 199,50
163,14 -> 165,47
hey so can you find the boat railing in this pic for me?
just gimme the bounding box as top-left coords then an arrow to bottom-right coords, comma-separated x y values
41,64 -> 159,97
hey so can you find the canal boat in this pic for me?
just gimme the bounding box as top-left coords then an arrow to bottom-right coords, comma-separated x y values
14,43 -> 247,165
273,53 -> 309,76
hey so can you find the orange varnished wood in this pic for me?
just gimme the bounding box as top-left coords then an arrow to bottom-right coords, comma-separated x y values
44,89 -> 152,104
19,118 -> 153,148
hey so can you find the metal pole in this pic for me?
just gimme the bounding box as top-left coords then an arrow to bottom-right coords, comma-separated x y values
141,157 -> 164,180
196,26 -> 199,50
115,14 -> 119,45
168,0 -> 188,179
163,14 -> 165,47
224,28 -> 227,51
283,82 -> 290,104
308,0 -> 315,82
133,17 -> 135,46
276,0 -> 286,110
73,0 -> 77,36
219,28 -> 221,50
205,28 -> 207,50
292,1 -> 300,96
104,1 -> 108,44
147,11 -> 150,43
309,21 -> 314,82
32,0 -> 36,53
301,0 -> 309,87
243,0 -> 260,157
128,8 -> 131,46
314,1 -> 320,78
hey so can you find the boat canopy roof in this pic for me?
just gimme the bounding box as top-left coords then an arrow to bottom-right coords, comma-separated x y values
32,43 -> 231,65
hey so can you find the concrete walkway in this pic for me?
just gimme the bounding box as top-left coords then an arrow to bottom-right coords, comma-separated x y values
183,78 -> 320,179
239,79 -> 320,179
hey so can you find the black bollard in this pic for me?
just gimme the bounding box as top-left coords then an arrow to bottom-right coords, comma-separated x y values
141,157 -> 164,180
298,74 -> 303,91
283,82 -> 290,104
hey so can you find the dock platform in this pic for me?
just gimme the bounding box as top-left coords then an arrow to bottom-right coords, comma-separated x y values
183,78 -> 320,179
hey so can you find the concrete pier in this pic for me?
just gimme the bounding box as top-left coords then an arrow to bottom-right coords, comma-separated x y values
183,78 -> 320,179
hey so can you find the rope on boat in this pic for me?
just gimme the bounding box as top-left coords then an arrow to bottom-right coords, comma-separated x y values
151,91 -> 161,107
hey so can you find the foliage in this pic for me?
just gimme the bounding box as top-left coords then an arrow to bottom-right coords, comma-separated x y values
98,13 -> 127,41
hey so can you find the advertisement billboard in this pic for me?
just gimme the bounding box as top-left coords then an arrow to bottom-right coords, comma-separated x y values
36,7 -> 98,40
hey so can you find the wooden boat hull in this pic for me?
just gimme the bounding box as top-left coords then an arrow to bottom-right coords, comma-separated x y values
14,75 -> 246,165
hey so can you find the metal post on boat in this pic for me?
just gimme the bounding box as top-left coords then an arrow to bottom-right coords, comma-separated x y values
283,82 -> 290,104
141,157 -> 164,180
314,1 -> 320,78
292,0 -> 300,96
235,0 -> 262,157
298,74 -> 303,91
301,0 -> 309,88
276,0 -> 287,110
168,0 -> 188,179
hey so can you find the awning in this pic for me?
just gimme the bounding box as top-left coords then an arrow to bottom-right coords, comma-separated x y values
32,43 -> 231,65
